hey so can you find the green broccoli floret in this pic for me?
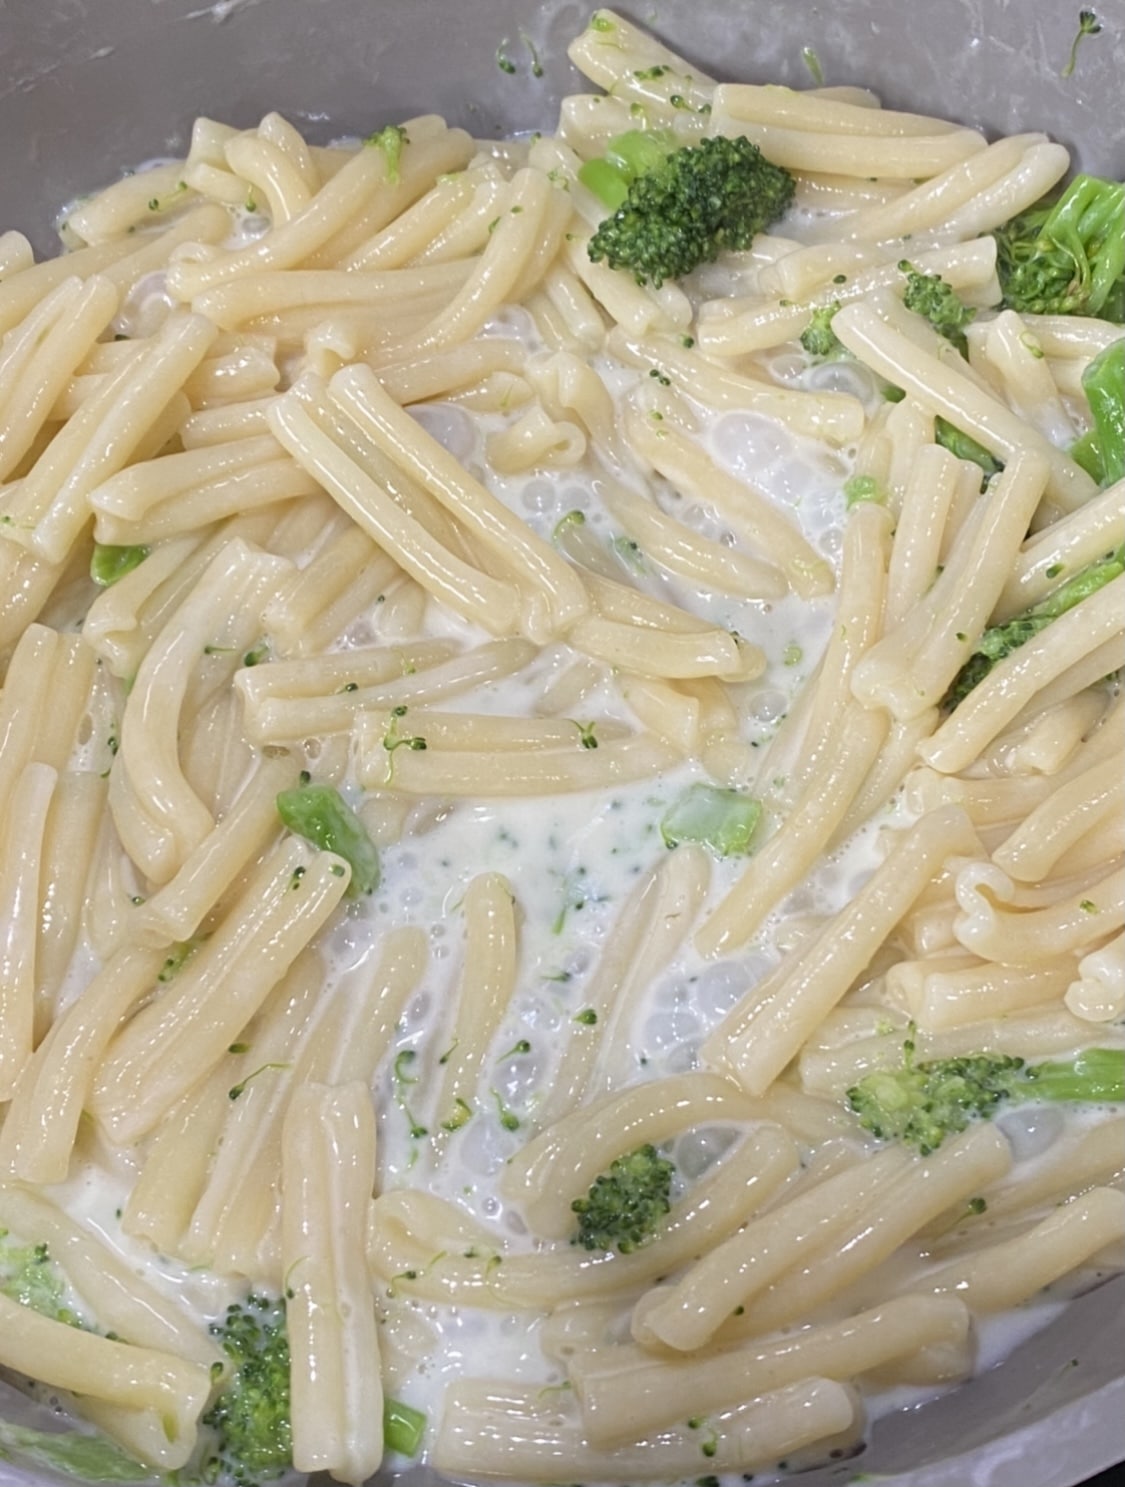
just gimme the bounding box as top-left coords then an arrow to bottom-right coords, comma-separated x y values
202,1294 -> 425,1484
848,1041 -> 1124,1154
660,783 -> 762,857
275,781 -> 380,896
899,261 -> 976,353
992,173 -> 1125,321
942,540 -> 1124,709
0,1232 -> 85,1327
203,1295 -> 291,1487
1070,338 -> 1125,487
586,133 -> 795,287
800,302 -> 845,358
571,1144 -> 675,1253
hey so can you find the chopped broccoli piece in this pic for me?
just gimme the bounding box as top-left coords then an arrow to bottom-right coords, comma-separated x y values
90,543 -> 149,587
0,1421 -> 150,1484
0,1233 -> 84,1327
571,1144 -> 675,1253
587,133 -> 795,287
934,417 -> 1004,479
364,124 -> 410,184
660,783 -> 762,857
578,156 -> 631,211
1070,338 -> 1125,487
843,474 -> 885,508
275,782 -> 380,896
578,128 -> 681,209
942,541 -> 1124,709
849,1041 -> 1124,1154
384,1398 -> 427,1458
202,1295 -> 424,1483
800,302 -> 845,358
992,173 -> 1125,321
899,261 -> 976,353
203,1295 -> 291,1487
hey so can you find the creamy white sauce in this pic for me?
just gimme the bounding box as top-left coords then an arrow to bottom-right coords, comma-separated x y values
9,172 -> 1119,1487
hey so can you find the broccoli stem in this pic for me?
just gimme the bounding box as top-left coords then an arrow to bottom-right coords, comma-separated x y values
660,783 -> 762,857
942,541 -> 1124,709
90,543 -> 149,587
1023,1048 -> 1125,1103
1073,337 -> 1125,487
383,1398 -> 427,1457
275,782 -> 380,896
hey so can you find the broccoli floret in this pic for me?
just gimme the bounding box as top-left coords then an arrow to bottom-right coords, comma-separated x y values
202,1295 -> 425,1483
800,302 -> 845,358
899,261 -> 976,353
276,782 -> 380,896
203,1295 -> 291,1487
849,1040 -> 1124,1154
1070,338 -> 1125,487
0,1233 -> 84,1327
992,173 -> 1125,321
587,133 -> 795,287
570,1144 -> 675,1253
384,1399 -> 428,1457
660,783 -> 762,857
942,541 -> 1124,709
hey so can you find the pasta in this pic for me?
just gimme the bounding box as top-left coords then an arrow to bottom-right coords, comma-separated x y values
0,10 -> 1122,1487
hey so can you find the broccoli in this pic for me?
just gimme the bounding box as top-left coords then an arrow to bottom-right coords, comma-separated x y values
202,1295 -> 291,1487
992,173 -> 1125,321
364,124 -> 410,185
933,417 -> 1004,480
0,1421 -> 151,1484
899,261 -> 976,353
942,540 -> 1124,709
586,132 -> 795,287
0,1232 -> 84,1327
578,127 -> 679,211
800,302 -> 845,358
660,783 -> 762,857
275,782 -> 380,896
571,1144 -> 675,1253
203,1295 -> 426,1486
848,1040 -> 1124,1154
1062,8 -> 1103,77
384,1399 -> 427,1457
1070,337 -> 1125,487
843,474 -> 886,508
90,543 -> 149,588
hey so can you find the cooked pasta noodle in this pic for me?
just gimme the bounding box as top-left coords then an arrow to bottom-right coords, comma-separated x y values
0,13 -> 1121,1487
